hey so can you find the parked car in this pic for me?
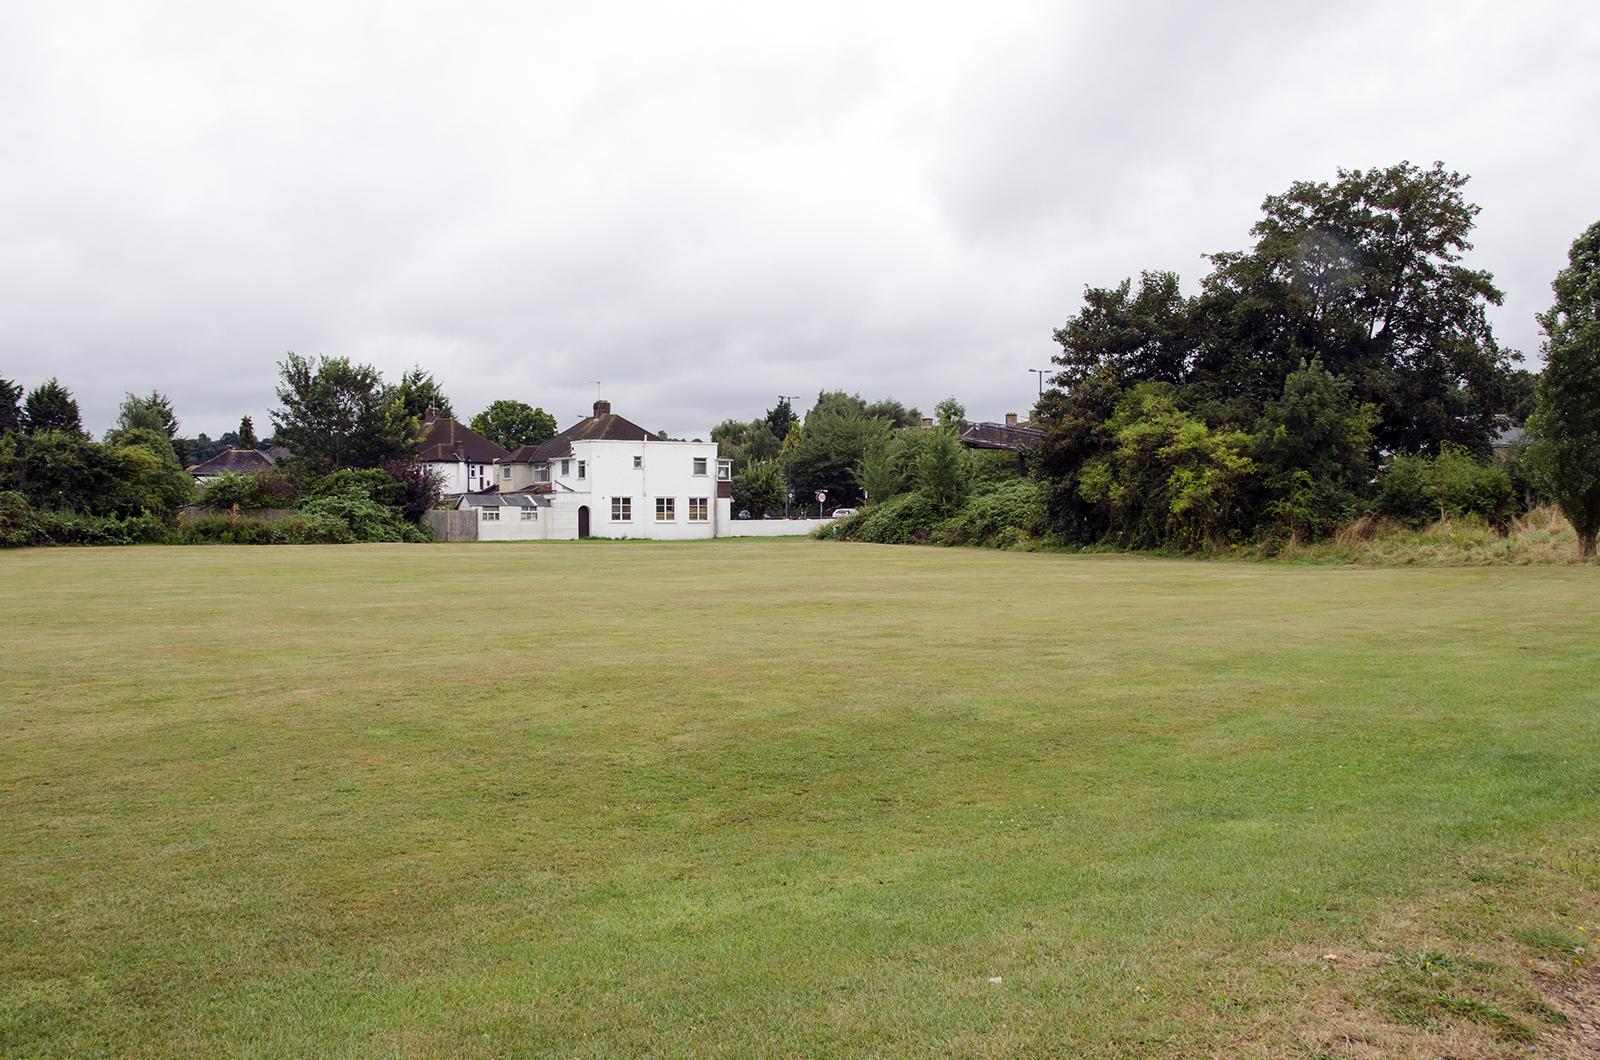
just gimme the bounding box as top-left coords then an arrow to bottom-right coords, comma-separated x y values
830,508 -> 858,519
737,509 -> 751,519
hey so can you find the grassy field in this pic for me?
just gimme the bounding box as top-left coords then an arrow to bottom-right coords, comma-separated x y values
3,539 -> 1599,1058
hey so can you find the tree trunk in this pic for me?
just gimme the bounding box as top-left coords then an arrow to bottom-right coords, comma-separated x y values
1582,529 -> 1597,559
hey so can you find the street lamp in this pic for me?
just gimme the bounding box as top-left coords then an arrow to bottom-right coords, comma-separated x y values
1029,368 -> 1046,395
779,395 -> 800,518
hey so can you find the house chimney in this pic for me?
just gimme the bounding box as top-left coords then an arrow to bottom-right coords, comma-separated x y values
593,399 -> 611,418
1005,412 -> 1018,426
423,406 -> 439,426
921,417 -> 933,428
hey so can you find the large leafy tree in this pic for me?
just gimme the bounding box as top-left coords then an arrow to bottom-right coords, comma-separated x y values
271,353 -> 411,474
1048,162 -> 1517,451
470,400 -> 557,450
1527,220 -> 1600,557
23,379 -> 82,436
107,391 -> 187,464
0,378 -> 21,434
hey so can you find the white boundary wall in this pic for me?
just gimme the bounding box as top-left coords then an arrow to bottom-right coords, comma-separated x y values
719,519 -> 834,537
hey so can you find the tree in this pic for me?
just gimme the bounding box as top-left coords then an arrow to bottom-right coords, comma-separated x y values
471,400 -> 557,450
1048,162 -> 1518,452
0,378 -> 21,434
1251,358 -> 1374,539
112,391 -> 179,439
270,353 -> 411,474
914,429 -> 972,512
381,459 -> 445,522
854,438 -> 901,504
390,365 -> 454,422
790,413 -> 890,507
732,458 -> 784,517
806,390 -> 868,425
863,397 -> 921,429
1527,220 -> 1600,557
23,379 -> 82,436
712,418 -> 781,473
765,398 -> 797,439
1075,384 -> 1256,550
934,397 -> 967,431
238,416 -> 258,448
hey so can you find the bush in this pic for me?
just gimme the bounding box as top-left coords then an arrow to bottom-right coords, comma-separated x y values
1374,447 -> 1512,526
0,491 -> 171,547
199,467 -> 301,511
845,493 -> 948,544
934,479 -> 1048,547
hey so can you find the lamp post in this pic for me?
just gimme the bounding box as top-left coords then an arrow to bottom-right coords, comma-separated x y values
779,394 -> 799,518
1029,368 -> 1045,395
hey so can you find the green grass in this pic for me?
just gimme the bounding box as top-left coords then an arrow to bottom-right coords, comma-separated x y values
2,539 -> 1598,1057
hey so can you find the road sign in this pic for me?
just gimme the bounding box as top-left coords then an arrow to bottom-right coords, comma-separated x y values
815,490 -> 826,502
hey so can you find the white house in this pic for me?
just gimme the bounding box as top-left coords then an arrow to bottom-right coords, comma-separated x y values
460,400 -> 733,540
417,412 -> 509,495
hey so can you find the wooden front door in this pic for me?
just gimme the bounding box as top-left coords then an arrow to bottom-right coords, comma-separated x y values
578,505 -> 590,539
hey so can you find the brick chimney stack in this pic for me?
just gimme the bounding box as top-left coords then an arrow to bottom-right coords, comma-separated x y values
593,399 -> 612,418
423,406 -> 440,426
1005,413 -> 1018,426
921,417 -> 933,428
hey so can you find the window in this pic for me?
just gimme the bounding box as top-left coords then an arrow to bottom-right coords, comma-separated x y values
611,497 -> 631,521
520,508 -> 537,521
577,460 -> 586,479
502,467 -> 511,480
656,497 -> 675,521
560,459 -> 570,476
717,459 -> 731,481
534,465 -> 549,484
693,457 -> 708,475
480,507 -> 500,521
633,455 -> 642,469
688,497 -> 708,521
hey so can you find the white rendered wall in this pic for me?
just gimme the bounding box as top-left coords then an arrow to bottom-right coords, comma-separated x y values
720,519 -> 834,537
573,438 -> 722,540
474,508 -> 550,541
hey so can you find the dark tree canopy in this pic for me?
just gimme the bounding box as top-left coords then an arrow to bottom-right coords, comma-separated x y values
1049,162 -> 1518,457
470,400 -> 557,450
0,378 -> 21,434
271,353 -> 412,474
764,398 -> 797,439
113,391 -> 180,439
23,379 -> 83,436
391,366 -> 454,423
1528,219 -> 1600,557
237,416 -> 258,449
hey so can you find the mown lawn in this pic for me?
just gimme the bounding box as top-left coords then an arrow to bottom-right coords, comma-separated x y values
2,539 -> 1598,1058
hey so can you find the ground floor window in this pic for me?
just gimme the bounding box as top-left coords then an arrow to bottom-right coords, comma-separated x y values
520,508 -> 537,520
688,497 -> 708,521
480,507 -> 500,521
611,497 -> 631,521
656,497 -> 675,521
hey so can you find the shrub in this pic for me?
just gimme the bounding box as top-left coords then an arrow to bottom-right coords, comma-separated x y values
934,479 -> 1048,547
1374,447 -> 1512,526
845,493 -> 948,544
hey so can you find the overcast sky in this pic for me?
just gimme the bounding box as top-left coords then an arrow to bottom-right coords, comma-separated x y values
2,1 -> 1596,441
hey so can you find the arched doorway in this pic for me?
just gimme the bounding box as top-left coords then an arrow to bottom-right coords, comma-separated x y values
578,505 -> 590,539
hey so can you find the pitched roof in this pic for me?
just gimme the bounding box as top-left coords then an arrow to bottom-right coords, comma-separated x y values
416,418 -> 510,463
187,448 -> 279,476
507,410 -> 657,463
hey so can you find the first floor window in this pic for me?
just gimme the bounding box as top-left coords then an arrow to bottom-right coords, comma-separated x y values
693,457 -> 708,475
688,497 -> 708,521
560,459 -> 571,476
534,465 -> 549,483
633,455 -> 643,468
520,508 -> 537,520
612,496 -> 631,521
480,507 -> 500,521
656,497 -> 675,521
578,460 -> 586,479
502,467 -> 511,480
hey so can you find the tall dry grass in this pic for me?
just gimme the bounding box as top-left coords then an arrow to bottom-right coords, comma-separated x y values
1275,504 -> 1597,566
